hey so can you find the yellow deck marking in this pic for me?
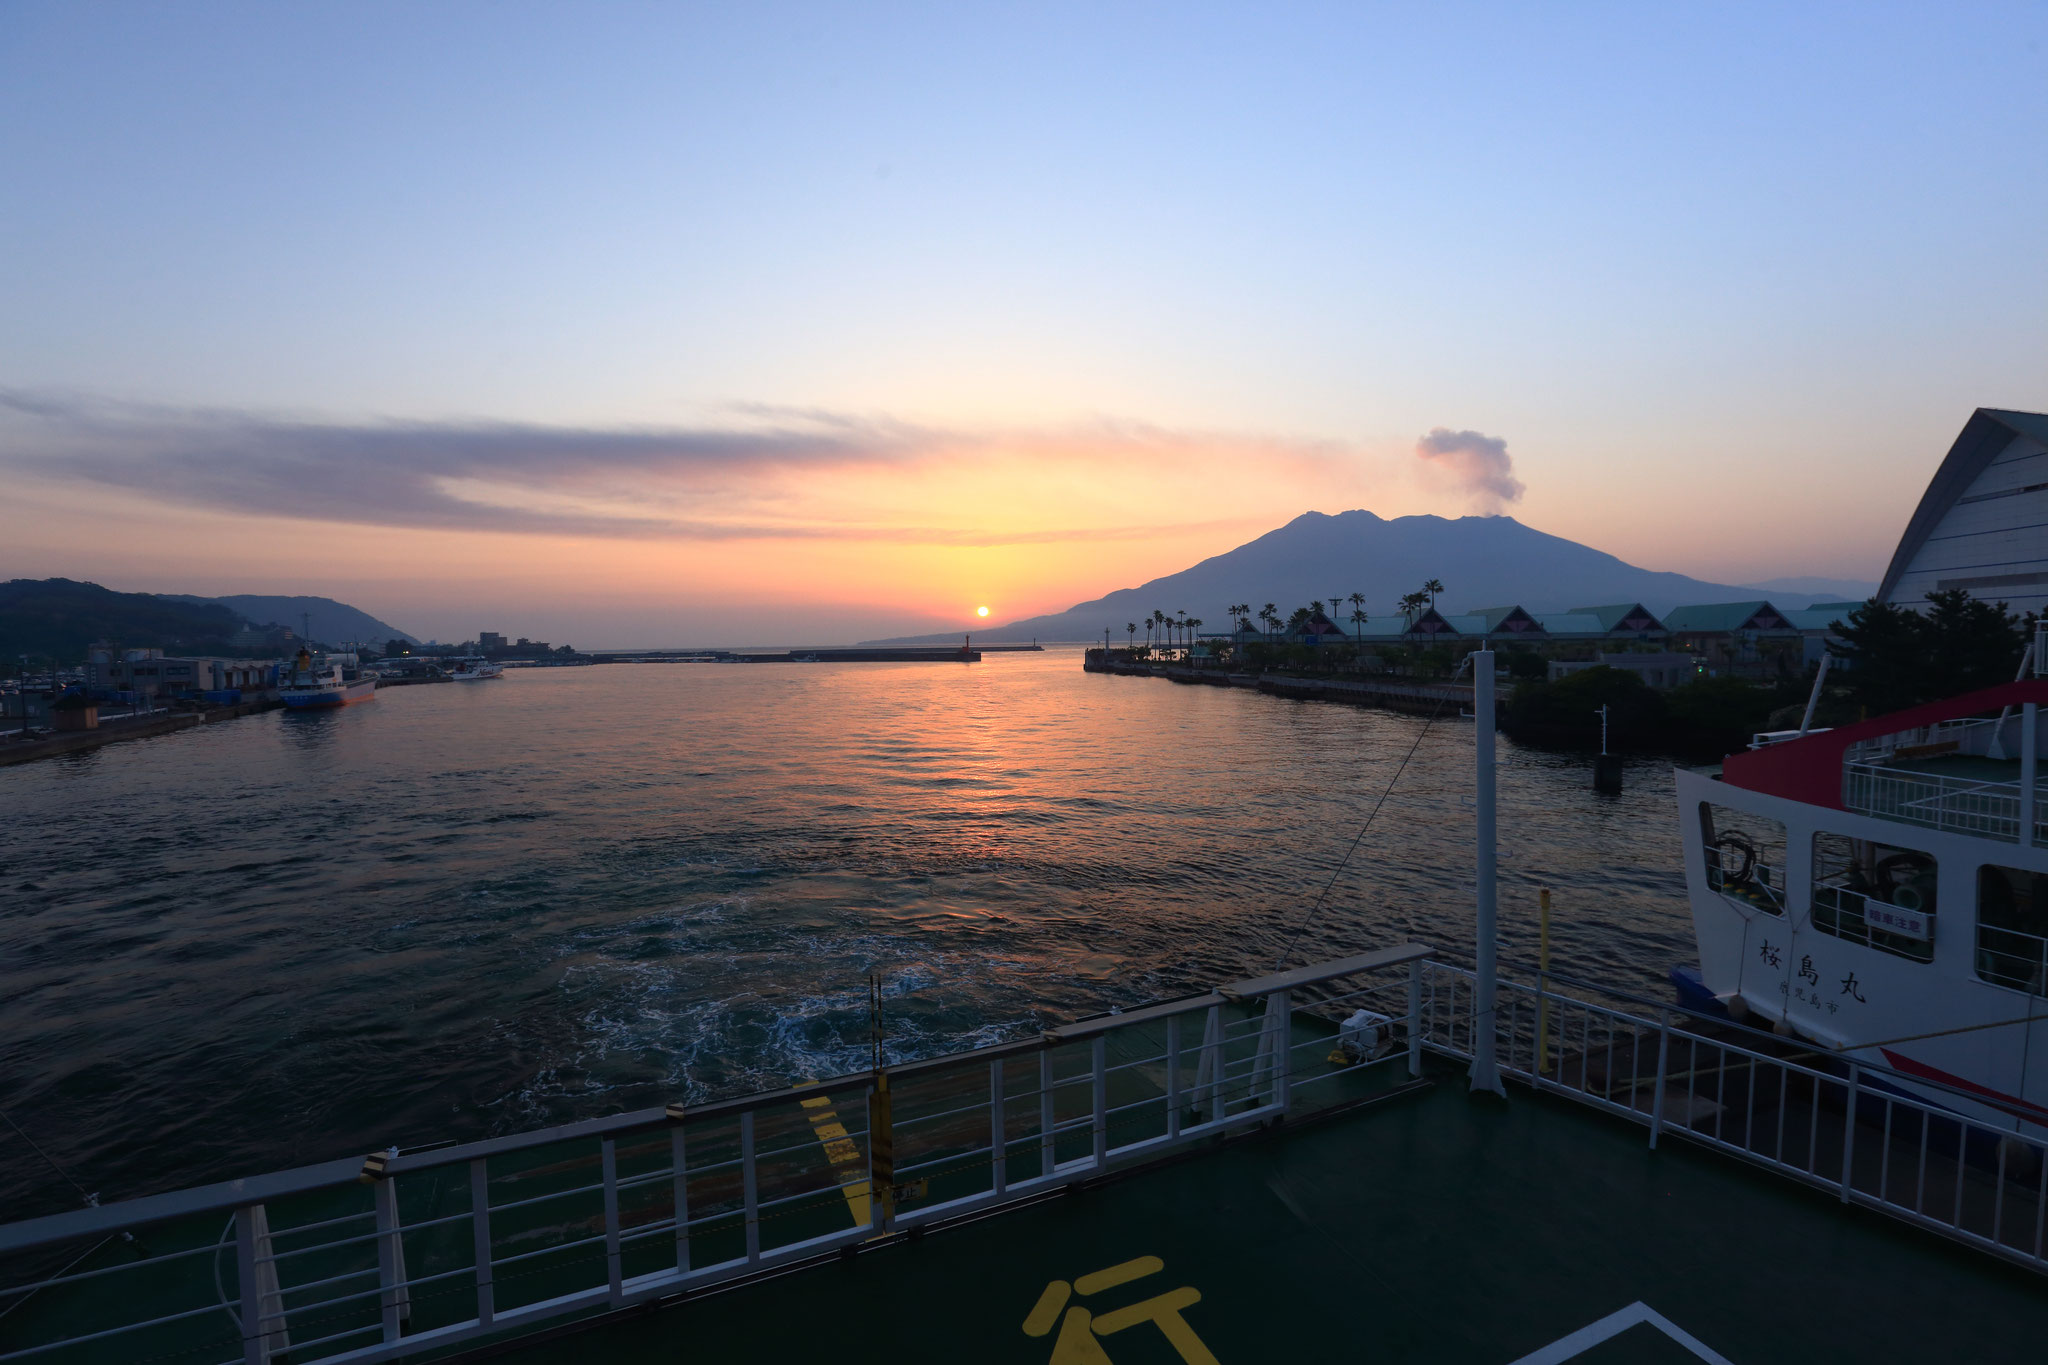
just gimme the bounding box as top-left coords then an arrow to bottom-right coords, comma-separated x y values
794,1083 -> 871,1226
1073,1255 -> 1164,1296
1027,1259 -> 1217,1365
1051,1306 -> 1113,1364
1022,1280 -> 1072,1336
1091,1286 -> 1216,1365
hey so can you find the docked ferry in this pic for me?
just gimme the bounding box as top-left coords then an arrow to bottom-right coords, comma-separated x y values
1678,408 -> 2048,1136
278,648 -> 379,709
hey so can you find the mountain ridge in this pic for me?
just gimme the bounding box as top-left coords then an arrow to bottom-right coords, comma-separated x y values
866,511 -> 1878,645
157,594 -> 418,646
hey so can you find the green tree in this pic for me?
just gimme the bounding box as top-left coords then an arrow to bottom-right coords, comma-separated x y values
1827,599 -> 1925,714
1828,591 -> 2027,714
1922,589 -> 2028,699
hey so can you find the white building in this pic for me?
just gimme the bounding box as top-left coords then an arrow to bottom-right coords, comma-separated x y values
1878,408 -> 2048,619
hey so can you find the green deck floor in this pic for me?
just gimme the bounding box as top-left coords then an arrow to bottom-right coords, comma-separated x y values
477,1061 -> 2048,1364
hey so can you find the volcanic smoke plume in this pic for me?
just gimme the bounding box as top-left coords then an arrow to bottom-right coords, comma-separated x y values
1414,427 -> 1526,514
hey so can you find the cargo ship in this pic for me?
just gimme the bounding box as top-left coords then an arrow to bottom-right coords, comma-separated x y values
278,648 -> 379,709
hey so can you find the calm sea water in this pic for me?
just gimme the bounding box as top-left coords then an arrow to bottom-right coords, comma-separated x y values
0,650 -> 1692,1219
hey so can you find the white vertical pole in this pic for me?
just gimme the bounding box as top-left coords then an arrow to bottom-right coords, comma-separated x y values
1470,648 -> 1505,1096
740,1110 -> 760,1262
990,1059 -> 1007,1196
1039,1050 -> 1056,1176
600,1138 -> 623,1306
373,1170 -> 410,1342
1272,989 -> 1292,1111
2021,703 -> 2038,848
1406,960 -> 1423,1078
671,1126 -> 691,1273
1091,1036 -> 1108,1166
468,1161 -> 494,1326
1166,1013 -> 1183,1138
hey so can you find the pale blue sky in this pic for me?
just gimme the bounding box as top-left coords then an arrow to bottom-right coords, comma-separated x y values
1,3 -> 2044,642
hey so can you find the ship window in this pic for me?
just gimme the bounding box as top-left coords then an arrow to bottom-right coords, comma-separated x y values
1976,864 -> 2048,994
1810,832 -> 1936,963
1699,803 -> 1786,917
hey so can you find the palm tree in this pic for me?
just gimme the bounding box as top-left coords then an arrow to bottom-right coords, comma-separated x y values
1400,591 -> 1428,626
1126,622 -> 1137,652
1424,578 -> 1445,609
1176,612 -> 1189,653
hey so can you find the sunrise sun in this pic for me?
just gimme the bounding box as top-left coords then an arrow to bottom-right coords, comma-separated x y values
976,606 -> 990,617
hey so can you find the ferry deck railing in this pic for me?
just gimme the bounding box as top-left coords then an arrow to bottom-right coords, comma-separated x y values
1421,958 -> 2048,1277
0,945 -> 1432,1365
1842,759 -> 2048,845
10,945 -> 2048,1363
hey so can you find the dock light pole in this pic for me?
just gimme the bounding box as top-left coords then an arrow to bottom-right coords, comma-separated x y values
1470,647 -> 1504,1097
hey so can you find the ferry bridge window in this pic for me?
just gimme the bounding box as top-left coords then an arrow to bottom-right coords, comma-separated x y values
1699,803 -> 1786,917
1810,832 -> 1936,963
1977,864 -> 2048,993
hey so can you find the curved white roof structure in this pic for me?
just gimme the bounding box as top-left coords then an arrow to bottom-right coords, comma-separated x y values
1878,408 -> 2048,617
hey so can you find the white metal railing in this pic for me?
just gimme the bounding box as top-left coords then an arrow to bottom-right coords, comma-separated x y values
1843,761 -> 2047,844
0,946 -> 1430,1365
1810,883 -> 1937,963
1978,923 -> 2048,995
1420,960 -> 2048,1275
1844,717 -> 2006,767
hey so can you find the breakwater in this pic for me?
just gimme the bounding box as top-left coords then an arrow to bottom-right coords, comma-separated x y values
0,696 -> 283,767
736,647 -> 981,663
1082,650 -> 1482,717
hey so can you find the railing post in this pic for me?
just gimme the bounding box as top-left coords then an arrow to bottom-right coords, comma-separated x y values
1166,1012 -> 1183,1138
1537,888 -> 1553,1077
469,1159 -> 495,1326
1407,960 -> 1423,1078
671,1124 -> 692,1273
1649,1009 -> 1671,1150
234,1203 -> 288,1364
1271,989 -> 1292,1113
1841,1064 -> 1860,1203
741,1109 -> 762,1259
601,1137 -> 624,1305
1038,1049 -> 1056,1178
372,1165 -> 411,1343
990,1058 -> 1007,1196
1204,1003 -> 1226,1118
2022,703 -> 2038,847
1091,1036 -> 1109,1166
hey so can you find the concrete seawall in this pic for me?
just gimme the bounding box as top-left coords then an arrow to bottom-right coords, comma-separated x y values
1082,654 -> 1483,717
0,697 -> 283,767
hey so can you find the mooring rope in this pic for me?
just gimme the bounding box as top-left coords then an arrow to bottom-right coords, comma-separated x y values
1270,683 -> 1461,972
0,1102 -> 94,1205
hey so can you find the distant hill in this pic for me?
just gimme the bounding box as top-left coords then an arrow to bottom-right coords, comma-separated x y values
158,594 -> 417,647
866,511 -> 1875,644
0,579 -> 421,660
1740,575 -> 1879,601
1,579 -> 260,660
